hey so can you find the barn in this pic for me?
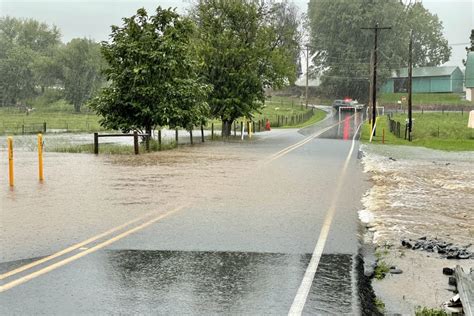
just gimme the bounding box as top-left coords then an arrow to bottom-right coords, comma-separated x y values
381,66 -> 464,94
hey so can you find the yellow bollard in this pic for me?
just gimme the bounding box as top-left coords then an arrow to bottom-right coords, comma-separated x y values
38,134 -> 44,182
8,137 -> 14,187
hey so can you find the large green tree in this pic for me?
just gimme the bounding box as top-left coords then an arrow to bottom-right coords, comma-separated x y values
61,38 -> 103,112
90,7 -> 210,135
463,29 -> 474,66
0,16 -> 62,106
307,0 -> 451,100
0,44 -> 36,106
192,0 -> 300,136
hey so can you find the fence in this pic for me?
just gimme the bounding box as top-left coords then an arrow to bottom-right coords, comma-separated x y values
0,121 -> 105,135
252,108 -> 315,128
387,116 -> 405,139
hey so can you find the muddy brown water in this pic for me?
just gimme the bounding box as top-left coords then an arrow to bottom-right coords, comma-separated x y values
0,143 -> 260,262
360,144 -> 474,250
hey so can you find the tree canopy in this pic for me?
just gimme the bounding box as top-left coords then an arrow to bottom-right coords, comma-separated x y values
0,17 -> 103,111
307,0 -> 451,100
89,7 -> 210,135
0,16 -> 61,106
61,38 -> 103,112
192,0 -> 301,135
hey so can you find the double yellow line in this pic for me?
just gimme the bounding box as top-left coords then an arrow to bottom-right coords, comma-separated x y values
265,115 -> 355,164
0,206 -> 184,292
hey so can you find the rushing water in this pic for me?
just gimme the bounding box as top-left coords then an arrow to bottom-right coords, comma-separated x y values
359,144 -> 474,249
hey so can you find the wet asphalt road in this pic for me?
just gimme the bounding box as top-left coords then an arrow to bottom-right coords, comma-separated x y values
1,108 -> 369,315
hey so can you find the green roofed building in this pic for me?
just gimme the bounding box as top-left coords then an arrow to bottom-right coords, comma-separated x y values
466,52 -> 474,101
381,66 -> 464,94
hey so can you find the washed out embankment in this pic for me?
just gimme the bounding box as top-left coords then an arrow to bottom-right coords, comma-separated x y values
359,144 -> 473,313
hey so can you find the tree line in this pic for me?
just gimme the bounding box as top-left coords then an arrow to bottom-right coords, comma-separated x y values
0,17 -> 104,112
1,0 -> 459,137
307,0 -> 452,101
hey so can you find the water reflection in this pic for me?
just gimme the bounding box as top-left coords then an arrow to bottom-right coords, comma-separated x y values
103,250 -> 355,314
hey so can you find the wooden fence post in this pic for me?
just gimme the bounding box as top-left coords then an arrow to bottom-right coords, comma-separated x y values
201,125 -> 205,142
94,133 -> 99,155
211,123 -> 214,140
133,131 -> 139,154
158,129 -> 162,150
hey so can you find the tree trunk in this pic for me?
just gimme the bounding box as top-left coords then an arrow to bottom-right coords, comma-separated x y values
74,103 -> 81,113
221,119 -> 233,137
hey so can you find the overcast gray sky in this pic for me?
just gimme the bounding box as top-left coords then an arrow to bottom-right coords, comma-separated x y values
1,0 -> 473,67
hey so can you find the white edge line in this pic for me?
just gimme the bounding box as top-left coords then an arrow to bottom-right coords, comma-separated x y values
288,122 -> 363,316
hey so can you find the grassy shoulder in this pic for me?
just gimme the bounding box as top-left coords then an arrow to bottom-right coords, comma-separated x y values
380,93 -> 474,106
361,112 -> 474,151
257,96 -> 327,128
277,108 -> 326,128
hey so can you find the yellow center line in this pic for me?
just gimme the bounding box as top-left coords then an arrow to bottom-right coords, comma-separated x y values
264,114 -> 355,164
0,206 -> 185,292
0,210 -> 161,281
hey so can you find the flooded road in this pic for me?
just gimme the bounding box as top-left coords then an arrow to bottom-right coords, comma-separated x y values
1,109 -> 370,314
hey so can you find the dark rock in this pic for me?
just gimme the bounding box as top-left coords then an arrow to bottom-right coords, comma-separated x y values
447,252 -> 459,259
389,268 -> 403,274
448,277 -> 457,286
400,236 -> 472,260
443,267 -> 454,275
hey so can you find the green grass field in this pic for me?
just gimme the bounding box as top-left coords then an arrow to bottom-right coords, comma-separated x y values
0,94 -> 327,136
361,112 -> 474,151
380,93 -> 474,106
0,105 -> 105,134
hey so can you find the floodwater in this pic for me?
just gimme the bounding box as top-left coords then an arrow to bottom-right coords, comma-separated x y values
0,128 -> 220,151
1,110 -> 368,314
0,143 -> 256,262
360,144 -> 474,249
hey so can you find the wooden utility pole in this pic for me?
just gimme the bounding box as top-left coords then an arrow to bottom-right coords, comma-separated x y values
305,45 -> 309,109
362,23 -> 391,134
368,51 -> 374,121
408,30 -> 413,141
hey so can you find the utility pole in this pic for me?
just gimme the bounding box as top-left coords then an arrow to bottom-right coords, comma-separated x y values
408,29 -> 413,141
305,45 -> 309,109
362,23 -> 391,135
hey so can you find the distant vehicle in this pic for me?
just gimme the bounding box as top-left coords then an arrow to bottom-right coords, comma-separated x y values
348,100 -> 365,111
332,99 -> 349,110
332,98 -> 364,111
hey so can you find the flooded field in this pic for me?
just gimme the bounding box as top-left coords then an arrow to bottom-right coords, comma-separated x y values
360,144 -> 474,249
0,129 -> 222,152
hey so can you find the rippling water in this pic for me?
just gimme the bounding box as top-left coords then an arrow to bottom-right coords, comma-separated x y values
359,144 -> 474,248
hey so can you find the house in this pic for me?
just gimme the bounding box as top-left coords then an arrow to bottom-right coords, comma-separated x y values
465,52 -> 474,101
381,66 -> 464,94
